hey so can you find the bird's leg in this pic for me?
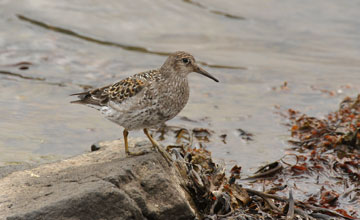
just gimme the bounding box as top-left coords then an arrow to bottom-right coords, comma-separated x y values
123,129 -> 130,154
143,128 -> 159,149
123,129 -> 145,156
143,128 -> 172,164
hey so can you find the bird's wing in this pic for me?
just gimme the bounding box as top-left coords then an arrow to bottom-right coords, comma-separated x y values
70,70 -> 159,106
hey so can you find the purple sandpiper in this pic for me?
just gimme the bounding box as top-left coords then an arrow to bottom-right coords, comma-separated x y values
71,51 -> 219,156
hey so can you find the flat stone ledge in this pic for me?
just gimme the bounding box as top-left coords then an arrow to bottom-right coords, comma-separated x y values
0,139 -> 196,220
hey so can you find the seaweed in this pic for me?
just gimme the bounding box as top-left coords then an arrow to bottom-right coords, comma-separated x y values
161,95 -> 360,219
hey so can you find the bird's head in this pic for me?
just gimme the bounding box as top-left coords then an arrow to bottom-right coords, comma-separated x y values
160,51 -> 219,82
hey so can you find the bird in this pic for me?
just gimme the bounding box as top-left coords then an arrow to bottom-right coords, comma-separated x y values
71,51 -> 219,157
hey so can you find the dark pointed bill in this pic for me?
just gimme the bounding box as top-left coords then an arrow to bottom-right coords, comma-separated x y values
194,66 -> 219,82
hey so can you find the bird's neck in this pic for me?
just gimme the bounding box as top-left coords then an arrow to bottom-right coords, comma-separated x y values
166,72 -> 188,87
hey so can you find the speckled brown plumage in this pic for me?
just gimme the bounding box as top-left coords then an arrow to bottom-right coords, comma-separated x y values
70,70 -> 158,106
71,51 -> 218,156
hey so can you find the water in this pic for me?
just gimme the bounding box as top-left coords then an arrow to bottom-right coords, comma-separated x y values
1,0 -> 359,175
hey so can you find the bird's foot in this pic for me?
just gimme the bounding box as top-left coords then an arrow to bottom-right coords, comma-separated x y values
126,150 -> 148,156
152,143 -> 173,165
143,128 -> 173,165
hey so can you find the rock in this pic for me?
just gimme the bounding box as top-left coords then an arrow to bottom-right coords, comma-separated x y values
0,138 -> 197,220
0,164 -> 35,179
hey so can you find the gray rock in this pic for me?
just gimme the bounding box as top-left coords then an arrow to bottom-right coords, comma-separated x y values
0,164 -> 35,179
0,139 -> 197,220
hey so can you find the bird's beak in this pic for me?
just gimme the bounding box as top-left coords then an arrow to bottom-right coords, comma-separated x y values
194,65 -> 219,82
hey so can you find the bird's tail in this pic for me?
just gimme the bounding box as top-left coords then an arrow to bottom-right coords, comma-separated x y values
70,88 -> 108,107
70,91 -> 90,104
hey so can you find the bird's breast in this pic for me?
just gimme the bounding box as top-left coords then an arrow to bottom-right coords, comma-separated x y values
151,77 -> 189,119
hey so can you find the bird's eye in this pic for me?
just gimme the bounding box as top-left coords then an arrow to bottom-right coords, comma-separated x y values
182,58 -> 190,64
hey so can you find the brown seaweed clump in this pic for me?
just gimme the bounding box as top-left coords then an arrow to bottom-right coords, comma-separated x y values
158,95 -> 360,219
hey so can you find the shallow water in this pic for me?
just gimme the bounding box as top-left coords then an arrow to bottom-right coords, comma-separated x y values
1,0 -> 360,174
